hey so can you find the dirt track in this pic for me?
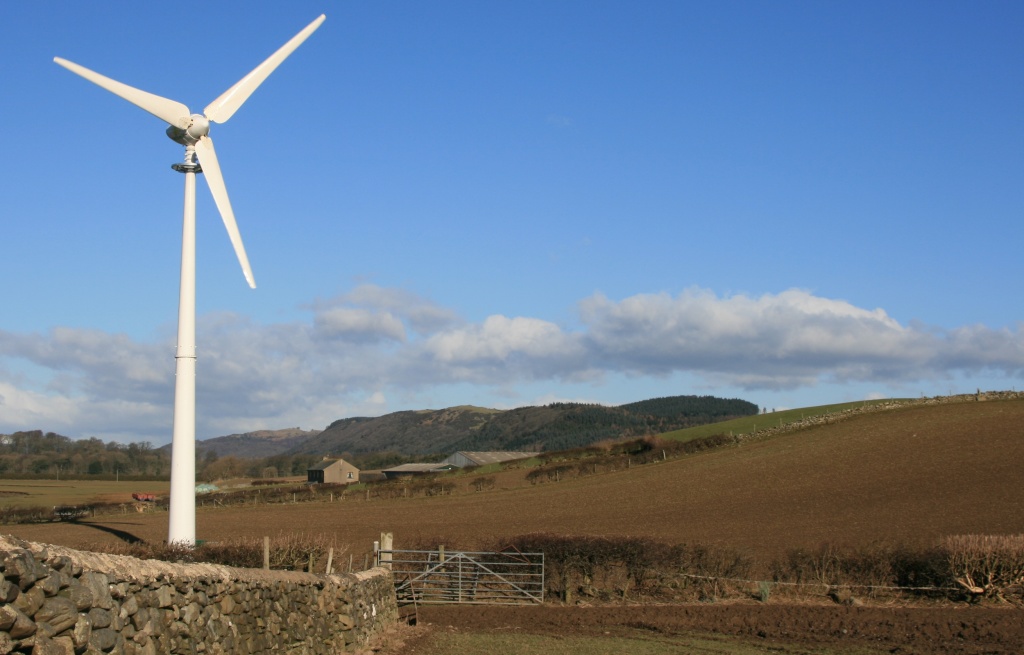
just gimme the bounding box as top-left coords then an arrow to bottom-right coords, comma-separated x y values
414,603 -> 1024,655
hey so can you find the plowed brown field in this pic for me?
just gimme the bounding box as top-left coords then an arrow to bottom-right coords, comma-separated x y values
10,399 -> 1024,561
408,604 -> 1024,655
6,398 -> 1024,653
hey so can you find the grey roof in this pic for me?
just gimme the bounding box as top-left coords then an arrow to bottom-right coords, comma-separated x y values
450,451 -> 534,466
308,459 -> 341,471
382,463 -> 449,473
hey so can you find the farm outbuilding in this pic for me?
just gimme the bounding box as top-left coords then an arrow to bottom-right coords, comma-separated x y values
307,458 -> 359,484
381,463 -> 458,479
441,451 -> 534,468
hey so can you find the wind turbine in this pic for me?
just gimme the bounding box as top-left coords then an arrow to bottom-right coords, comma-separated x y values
55,14 -> 326,545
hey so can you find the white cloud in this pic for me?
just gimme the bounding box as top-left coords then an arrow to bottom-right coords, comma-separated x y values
315,284 -> 460,336
423,315 -> 580,363
0,381 -> 82,428
315,307 -> 407,343
1,285 -> 1022,442
579,288 -> 943,386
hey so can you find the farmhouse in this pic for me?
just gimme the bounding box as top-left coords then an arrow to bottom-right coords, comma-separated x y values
307,458 -> 359,484
441,451 -> 534,468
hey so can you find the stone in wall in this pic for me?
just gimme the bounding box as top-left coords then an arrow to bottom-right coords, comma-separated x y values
0,535 -> 397,654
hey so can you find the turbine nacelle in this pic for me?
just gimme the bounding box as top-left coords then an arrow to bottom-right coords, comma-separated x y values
55,13 -> 325,293
167,114 -> 211,146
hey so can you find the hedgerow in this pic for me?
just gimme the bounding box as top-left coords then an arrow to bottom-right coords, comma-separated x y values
449,534 -> 1021,604
43,530 -> 1024,605
521,434 -> 740,485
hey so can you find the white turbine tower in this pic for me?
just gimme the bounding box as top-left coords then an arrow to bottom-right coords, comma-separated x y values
55,14 -> 326,545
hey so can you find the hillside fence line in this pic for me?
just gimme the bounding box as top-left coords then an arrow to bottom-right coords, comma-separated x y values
0,535 -> 397,654
736,390 -> 1024,442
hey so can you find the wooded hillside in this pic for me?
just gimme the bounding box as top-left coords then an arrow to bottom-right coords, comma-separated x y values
2,395 -> 757,478
288,395 -> 758,456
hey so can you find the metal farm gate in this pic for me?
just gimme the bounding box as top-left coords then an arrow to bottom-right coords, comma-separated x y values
377,548 -> 544,605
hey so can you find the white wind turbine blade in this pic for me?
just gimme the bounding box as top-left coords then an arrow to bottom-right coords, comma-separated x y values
53,57 -> 191,129
203,14 -> 326,124
193,136 -> 256,288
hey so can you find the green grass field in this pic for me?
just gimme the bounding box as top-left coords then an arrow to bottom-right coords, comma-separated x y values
0,479 -> 169,508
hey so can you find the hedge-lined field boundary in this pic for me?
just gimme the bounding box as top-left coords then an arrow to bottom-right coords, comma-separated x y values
399,533 -> 1024,605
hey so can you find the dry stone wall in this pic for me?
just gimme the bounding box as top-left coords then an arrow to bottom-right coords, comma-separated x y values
0,535 -> 396,654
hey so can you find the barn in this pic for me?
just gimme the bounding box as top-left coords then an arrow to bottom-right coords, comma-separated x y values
307,458 -> 360,484
441,451 -> 534,468
380,463 -> 458,479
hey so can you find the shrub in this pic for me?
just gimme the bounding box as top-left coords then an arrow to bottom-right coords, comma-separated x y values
0,505 -> 55,525
944,534 -> 1024,601
768,541 -> 954,602
890,544 -> 949,592
607,438 -> 653,456
524,464 -> 575,484
499,534 -> 735,601
470,476 -> 495,492
680,543 -> 753,601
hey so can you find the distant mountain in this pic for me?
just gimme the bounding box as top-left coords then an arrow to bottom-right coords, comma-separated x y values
194,428 -> 321,459
287,396 -> 758,456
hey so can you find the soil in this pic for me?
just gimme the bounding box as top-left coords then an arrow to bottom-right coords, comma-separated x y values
404,603 -> 1024,655
11,399 -> 1024,567
5,399 -> 1024,653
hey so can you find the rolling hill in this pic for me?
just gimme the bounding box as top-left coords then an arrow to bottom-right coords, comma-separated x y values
13,393 -> 1024,563
286,395 -> 758,456
191,428 -> 320,459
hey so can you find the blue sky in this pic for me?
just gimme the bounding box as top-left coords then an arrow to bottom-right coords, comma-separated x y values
1,1 -> 1022,444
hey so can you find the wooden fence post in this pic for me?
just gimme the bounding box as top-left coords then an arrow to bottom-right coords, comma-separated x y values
380,532 -> 393,570
263,536 -> 270,570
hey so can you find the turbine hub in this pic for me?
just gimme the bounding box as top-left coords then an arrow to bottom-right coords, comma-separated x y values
166,114 -> 211,145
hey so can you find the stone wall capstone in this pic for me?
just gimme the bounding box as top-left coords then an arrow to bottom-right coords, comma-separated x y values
0,535 -> 397,654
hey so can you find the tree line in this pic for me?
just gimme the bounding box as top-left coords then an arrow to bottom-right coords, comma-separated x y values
0,430 -> 436,481
0,430 -> 167,478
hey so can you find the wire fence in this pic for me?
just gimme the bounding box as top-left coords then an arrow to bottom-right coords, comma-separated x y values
678,572 -> 962,593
